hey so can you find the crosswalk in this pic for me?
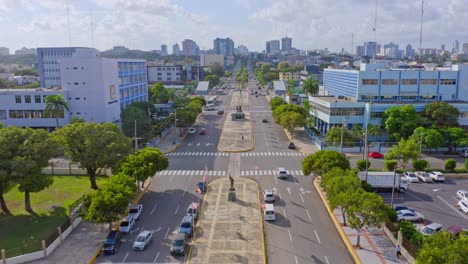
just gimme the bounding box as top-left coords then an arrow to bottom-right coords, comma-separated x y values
165,152 -> 229,157
155,170 -> 305,177
241,152 -> 306,157
165,151 -> 307,157
203,110 -> 272,113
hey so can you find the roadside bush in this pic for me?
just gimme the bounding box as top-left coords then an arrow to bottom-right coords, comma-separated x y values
453,168 -> 468,173
413,160 -> 429,170
444,158 -> 456,172
384,160 -> 398,171
384,205 -> 398,223
361,180 -> 373,192
398,221 -> 419,240
356,159 -> 371,171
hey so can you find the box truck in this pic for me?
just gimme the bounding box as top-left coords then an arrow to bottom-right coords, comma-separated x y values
358,171 -> 409,192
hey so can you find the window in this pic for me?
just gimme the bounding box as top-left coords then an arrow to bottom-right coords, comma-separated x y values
421,79 -> 437,85
401,79 -> 417,85
362,79 -> 378,85
440,79 -> 456,85
74,82 -> 79,85
75,97 -> 80,100
371,112 -> 383,119
15,95 -> 22,103
35,95 -> 41,103
73,67 -> 78,70
25,95 -> 31,103
382,79 -> 398,85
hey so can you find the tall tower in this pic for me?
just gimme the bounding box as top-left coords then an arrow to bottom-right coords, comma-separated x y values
419,0 -> 424,55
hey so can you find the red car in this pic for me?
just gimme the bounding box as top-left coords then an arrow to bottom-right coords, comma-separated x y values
368,151 -> 384,159
200,128 -> 207,135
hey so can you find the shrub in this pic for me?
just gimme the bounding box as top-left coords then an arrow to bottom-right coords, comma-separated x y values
397,221 -> 419,240
356,159 -> 371,171
384,160 -> 398,171
444,158 -> 456,172
385,205 -> 398,223
412,160 -> 429,170
361,180 -> 373,192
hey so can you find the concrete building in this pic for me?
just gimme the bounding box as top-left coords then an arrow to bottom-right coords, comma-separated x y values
200,54 -> 224,67
15,47 -> 36,55
147,64 -> 183,84
281,37 -> 292,52
0,47 -> 9,56
236,45 -> 249,57
213,37 -> 234,57
273,81 -> 287,96
173,44 -> 180,56
405,44 -> 415,57
356,45 -> 364,57
453,40 -> 460,54
279,71 -> 301,81
463,43 -> 468,54
196,81 -> 209,96
37,47 -> 99,88
310,63 -> 468,134
182,39 -> 200,56
383,43 -> 401,59
266,40 -> 280,55
161,45 -> 168,56
364,42 -> 377,57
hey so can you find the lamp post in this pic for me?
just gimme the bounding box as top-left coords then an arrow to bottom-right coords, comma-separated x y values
391,166 -> 397,208
419,132 -> 423,160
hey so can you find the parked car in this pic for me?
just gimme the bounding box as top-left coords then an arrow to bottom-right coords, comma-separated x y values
217,110 -> 224,115
188,128 -> 196,134
186,202 -> 199,221
428,171 -> 445,182
368,151 -> 384,159
397,209 -> 425,222
263,190 -> 275,203
456,190 -> 468,200
179,216 -> 194,237
415,171 -> 433,183
200,128 -> 207,135
277,167 -> 288,179
196,181 -> 206,194
103,230 -> 123,254
402,172 -> 419,183
262,119 -> 268,123
170,233 -> 188,255
288,142 -> 296,149
458,200 -> 468,213
133,230 -> 153,250
128,204 -> 143,220
119,216 -> 136,233
420,223 -> 444,236
447,226 -> 463,240
393,204 -> 415,212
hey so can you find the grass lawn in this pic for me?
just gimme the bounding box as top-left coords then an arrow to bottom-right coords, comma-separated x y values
0,175 -> 108,258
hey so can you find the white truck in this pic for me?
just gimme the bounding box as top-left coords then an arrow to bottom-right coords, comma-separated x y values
358,171 -> 409,192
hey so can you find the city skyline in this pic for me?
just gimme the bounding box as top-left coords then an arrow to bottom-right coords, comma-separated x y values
0,0 -> 467,53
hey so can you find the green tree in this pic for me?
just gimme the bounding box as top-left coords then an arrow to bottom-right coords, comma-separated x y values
45,94 -> 69,127
263,71 -> 278,82
70,116 -> 85,123
413,160 -> 429,170
224,71 -> 232,78
411,127 -> 444,151
278,112 -> 306,137
382,105 -> 421,141
204,74 -> 220,88
277,62 -> 290,71
302,150 -> 350,176
269,97 -> 286,111
356,159 -> 371,171
384,160 -> 398,171
423,101 -> 460,128
54,123 -> 133,189
272,104 -> 306,121
416,231 -> 468,264
120,106 -> 152,139
325,126 -> 355,144
440,127 -> 465,153
14,69 -> 38,76
444,158 -> 456,172
210,63 -> 225,77
347,191 -> 388,248
302,77 -> 319,95
385,138 -> 419,169
150,82 -> 173,103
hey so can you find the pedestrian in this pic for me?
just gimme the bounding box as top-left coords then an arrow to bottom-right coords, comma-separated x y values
396,245 -> 402,259
242,135 -> 244,140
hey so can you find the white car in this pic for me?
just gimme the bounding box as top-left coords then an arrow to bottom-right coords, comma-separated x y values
428,171 -> 445,182
133,230 -> 153,250
119,216 -> 136,233
186,202 -> 199,221
397,209 -> 425,222
128,204 -> 143,220
458,200 -> 468,213
415,171 -> 433,183
402,172 -> 419,183
456,190 -> 468,200
263,190 -> 275,202
420,223 -> 444,236
188,128 -> 196,134
277,167 -> 288,179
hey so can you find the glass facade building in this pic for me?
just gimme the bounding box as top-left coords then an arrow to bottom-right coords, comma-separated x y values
118,61 -> 148,109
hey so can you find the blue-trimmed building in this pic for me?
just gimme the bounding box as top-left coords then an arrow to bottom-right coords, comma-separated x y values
310,63 -> 468,133
117,60 -> 148,109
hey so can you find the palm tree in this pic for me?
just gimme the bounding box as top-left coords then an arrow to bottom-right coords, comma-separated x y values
302,77 -> 319,96
45,94 -> 69,128
367,124 -> 383,142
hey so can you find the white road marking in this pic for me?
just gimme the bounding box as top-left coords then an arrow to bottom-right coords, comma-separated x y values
164,226 -> 171,239
295,255 -> 299,264
437,196 -> 468,220
183,187 -> 187,196
169,175 -> 174,182
189,174 -> 193,180
161,191 -> 165,197
122,252 -> 129,263
283,209 -> 287,219
278,193 -> 282,201
175,204 -> 180,215
299,193 -> 304,203
293,175 -> 299,185
288,230 -> 293,241
150,203 -> 158,215
325,256 -> 330,264
314,230 -> 321,244
153,252 -> 160,263
273,174 -> 278,184
306,209 -> 312,221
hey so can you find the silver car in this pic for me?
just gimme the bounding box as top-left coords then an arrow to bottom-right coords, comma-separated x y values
420,223 -> 443,236
263,190 -> 275,202
133,230 -> 153,250
128,204 -> 143,221
402,172 -> 419,183
428,171 -> 445,182
415,171 -> 433,183
119,216 -> 135,233
397,209 -> 425,222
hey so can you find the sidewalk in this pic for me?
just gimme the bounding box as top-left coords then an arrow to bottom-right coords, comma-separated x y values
157,126 -> 187,154
284,127 -> 319,154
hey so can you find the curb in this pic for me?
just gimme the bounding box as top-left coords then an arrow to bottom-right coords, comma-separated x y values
312,177 -> 362,264
161,131 -> 188,154
283,128 -> 311,155
257,181 -> 267,264
87,177 -> 153,264
217,113 -> 255,153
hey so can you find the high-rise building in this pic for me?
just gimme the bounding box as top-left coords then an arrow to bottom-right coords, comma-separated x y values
463,43 -> 468,54
0,47 -> 9,56
173,44 -> 180,56
37,47 -> 99,88
363,42 -> 377,58
356,45 -> 364,57
236,45 -> 249,57
15,47 -> 37,55
161,45 -> 168,56
213,37 -> 234,56
383,43 -> 400,59
281,37 -> 292,52
441,44 -> 445,51
266,40 -> 280,55
405,44 -> 415,57
453,40 -> 460,54
182,39 -> 200,56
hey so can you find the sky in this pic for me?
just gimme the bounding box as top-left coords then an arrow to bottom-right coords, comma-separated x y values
0,0 -> 467,53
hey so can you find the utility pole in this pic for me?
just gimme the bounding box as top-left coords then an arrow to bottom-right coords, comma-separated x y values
133,120 -> 138,150
174,110 -> 177,137
391,166 -> 397,208
364,126 -> 369,182
419,132 -> 423,160
340,117 -> 345,153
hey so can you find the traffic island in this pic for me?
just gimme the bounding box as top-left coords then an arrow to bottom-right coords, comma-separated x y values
187,177 -> 265,264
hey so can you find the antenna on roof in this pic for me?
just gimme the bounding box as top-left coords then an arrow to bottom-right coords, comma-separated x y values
67,7 -> 72,47
90,9 -> 95,48
419,0 -> 424,55
372,0 -> 378,61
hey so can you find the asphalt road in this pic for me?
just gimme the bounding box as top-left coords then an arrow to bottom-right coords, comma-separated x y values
97,73 -> 352,263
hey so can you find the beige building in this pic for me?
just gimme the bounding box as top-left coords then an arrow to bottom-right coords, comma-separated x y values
279,71 -> 301,81
200,54 -> 224,67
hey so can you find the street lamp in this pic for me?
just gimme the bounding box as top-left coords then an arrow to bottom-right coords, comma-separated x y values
419,132 -> 424,160
391,166 -> 397,208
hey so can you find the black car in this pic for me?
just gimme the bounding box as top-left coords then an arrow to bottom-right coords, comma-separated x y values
103,230 -> 123,254
262,119 -> 268,123
288,142 -> 296,149
217,110 -> 224,115
196,181 -> 206,194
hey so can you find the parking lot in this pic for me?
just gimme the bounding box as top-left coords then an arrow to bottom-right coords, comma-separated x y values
378,177 -> 468,230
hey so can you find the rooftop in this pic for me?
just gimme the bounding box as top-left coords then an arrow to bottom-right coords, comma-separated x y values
196,81 -> 209,91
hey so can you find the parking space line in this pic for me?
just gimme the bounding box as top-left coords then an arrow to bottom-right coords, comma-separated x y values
283,209 -> 287,219
164,226 -> 170,239
299,193 -> 304,203
437,196 -> 468,220
273,174 -> 278,184
325,256 -> 330,264
175,204 -> 180,215
306,209 -> 312,221
150,203 -> 158,215
279,193 -> 282,202
295,255 -> 299,264
153,252 -> 160,263
288,230 -> 293,242
169,175 -> 174,182
314,230 -> 321,244
122,252 -> 129,263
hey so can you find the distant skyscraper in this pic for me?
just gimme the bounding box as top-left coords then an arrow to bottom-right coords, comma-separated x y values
383,43 -> 400,59
441,44 -> 445,51
0,47 -> 9,56
161,45 -> 168,56
237,45 -> 249,57
182,39 -> 200,56
463,43 -> 468,54
213,38 -> 234,56
363,42 -> 377,57
356,45 -> 364,57
453,40 -> 460,54
281,37 -> 292,52
172,44 -> 180,56
405,44 -> 415,57
266,40 -> 280,55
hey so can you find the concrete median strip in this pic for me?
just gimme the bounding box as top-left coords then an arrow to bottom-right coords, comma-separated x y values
313,177 -> 362,264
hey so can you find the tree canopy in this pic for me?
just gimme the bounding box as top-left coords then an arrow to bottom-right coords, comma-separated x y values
278,111 -> 306,136
210,63 -> 225,77
302,150 -> 350,176
45,94 -> 69,127
120,105 -> 152,140
302,77 -> 319,95
269,97 -> 286,111
411,127 -> 444,150
149,82 -> 173,103
204,74 -> 220,88
385,138 -> 419,169
423,101 -> 460,128
416,231 -> 468,264
382,105 -> 421,141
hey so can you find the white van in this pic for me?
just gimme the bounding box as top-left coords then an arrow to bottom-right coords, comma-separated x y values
264,204 -> 276,221
458,200 -> 468,214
